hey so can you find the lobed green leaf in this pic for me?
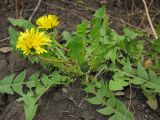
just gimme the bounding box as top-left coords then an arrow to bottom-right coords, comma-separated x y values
8,18 -> 34,29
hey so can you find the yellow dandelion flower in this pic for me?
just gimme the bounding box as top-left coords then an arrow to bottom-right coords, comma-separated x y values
36,14 -> 59,29
16,28 -> 52,55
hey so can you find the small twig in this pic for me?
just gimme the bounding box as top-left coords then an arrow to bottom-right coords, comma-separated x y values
131,0 -> 134,15
128,11 -> 144,16
0,37 -> 9,42
66,94 -> 88,108
29,0 -> 42,21
142,0 -> 158,39
15,0 -> 20,18
19,5 -> 24,17
139,0 -> 153,27
78,94 -> 88,108
66,115 -> 74,117
65,95 -> 78,106
123,84 -> 132,120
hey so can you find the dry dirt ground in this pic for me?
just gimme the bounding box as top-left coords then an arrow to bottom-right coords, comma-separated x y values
0,0 -> 160,120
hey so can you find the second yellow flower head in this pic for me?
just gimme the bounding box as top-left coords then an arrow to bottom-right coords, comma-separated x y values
36,14 -> 59,30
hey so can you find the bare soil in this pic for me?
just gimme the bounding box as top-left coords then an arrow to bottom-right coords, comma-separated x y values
0,0 -> 160,120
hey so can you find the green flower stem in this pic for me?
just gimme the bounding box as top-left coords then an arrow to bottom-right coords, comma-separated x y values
39,56 -> 75,64
53,39 -> 69,52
